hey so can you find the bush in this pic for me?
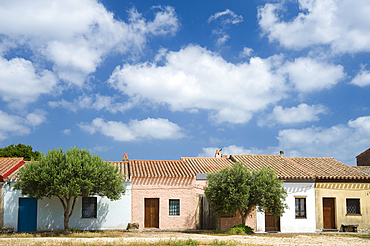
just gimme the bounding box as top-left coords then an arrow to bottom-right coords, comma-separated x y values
227,224 -> 254,234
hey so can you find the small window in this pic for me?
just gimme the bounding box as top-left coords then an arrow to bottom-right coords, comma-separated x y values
295,198 -> 306,218
346,199 -> 361,215
82,197 -> 97,218
169,199 -> 180,216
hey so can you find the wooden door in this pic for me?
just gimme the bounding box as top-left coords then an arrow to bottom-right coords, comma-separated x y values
265,210 -> 280,232
144,198 -> 159,228
323,198 -> 335,229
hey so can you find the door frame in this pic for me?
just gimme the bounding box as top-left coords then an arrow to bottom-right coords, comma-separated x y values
323,197 -> 336,229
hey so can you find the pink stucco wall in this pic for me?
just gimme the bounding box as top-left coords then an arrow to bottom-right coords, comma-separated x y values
131,177 -> 197,230
132,177 -> 255,231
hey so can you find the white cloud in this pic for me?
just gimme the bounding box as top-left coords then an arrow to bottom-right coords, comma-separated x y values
258,103 -> 328,126
200,115 -> 370,165
108,45 -> 287,124
26,110 -> 47,127
351,65 -> 370,87
78,117 -> 185,141
0,110 -> 46,142
199,145 -> 265,157
48,94 -> 136,113
281,57 -> 345,92
0,1 -> 179,86
0,56 -> 58,107
276,115 -> 370,165
240,47 -> 253,57
258,0 -> 370,53
62,129 -> 71,135
208,9 -> 243,46
208,9 -> 243,25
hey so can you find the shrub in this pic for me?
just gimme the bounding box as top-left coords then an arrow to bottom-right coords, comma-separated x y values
227,224 -> 254,234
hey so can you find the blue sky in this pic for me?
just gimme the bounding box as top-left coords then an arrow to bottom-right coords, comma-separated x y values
1,0 -> 370,165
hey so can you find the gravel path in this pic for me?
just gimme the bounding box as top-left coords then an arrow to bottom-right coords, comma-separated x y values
0,232 -> 368,245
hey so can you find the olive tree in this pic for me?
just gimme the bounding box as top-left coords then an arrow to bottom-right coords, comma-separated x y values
204,162 -> 287,226
14,147 -> 126,230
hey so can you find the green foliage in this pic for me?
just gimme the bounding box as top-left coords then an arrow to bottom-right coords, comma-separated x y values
227,225 -> 254,234
204,162 -> 287,225
0,143 -> 41,161
14,147 -> 126,230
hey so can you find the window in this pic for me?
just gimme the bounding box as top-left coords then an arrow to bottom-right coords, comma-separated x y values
82,197 -> 97,218
169,199 -> 180,216
295,198 -> 306,218
346,199 -> 361,215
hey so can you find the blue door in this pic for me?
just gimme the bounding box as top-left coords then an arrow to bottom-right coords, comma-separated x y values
18,198 -> 37,232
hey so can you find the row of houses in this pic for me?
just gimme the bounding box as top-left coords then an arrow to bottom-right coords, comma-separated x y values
1,149 -> 370,233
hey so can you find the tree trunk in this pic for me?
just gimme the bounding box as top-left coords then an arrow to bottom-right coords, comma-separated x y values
239,209 -> 247,226
59,196 -> 77,231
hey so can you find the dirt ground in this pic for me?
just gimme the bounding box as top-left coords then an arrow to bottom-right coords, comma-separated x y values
0,232 -> 369,246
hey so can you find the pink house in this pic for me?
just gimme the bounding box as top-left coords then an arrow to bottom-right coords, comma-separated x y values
126,152 -> 256,231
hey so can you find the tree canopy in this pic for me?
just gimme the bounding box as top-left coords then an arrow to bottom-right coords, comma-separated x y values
14,147 -> 126,230
0,143 -> 41,161
204,162 -> 287,226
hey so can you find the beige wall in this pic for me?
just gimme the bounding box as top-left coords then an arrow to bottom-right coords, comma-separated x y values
131,177 -> 196,230
315,182 -> 370,231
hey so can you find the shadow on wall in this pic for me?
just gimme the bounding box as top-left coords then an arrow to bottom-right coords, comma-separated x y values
74,199 -> 109,230
285,186 -> 312,194
3,184 -> 21,228
37,197 -> 110,231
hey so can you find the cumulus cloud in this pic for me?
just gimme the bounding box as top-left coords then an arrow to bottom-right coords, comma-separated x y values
208,9 -> 243,45
108,45 -> 287,124
259,103 -> 328,126
281,57 -> 345,92
48,94 -> 136,113
351,65 -> 370,87
276,115 -> 370,165
258,0 -> 370,53
0,56 -> 58,108
0,110 -> 46,142
0,0 -> 179,86
199,114 -> 370,165
78,117 -> 185,141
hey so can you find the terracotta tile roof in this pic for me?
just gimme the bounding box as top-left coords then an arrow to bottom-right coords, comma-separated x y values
128,159 -> 194,178
230,155 -> 315,180
289,157 -> 370,180
353,166 -> 370,176
181,157 -> 234,174
0,157 -> 24,182
106,161 -> 130,181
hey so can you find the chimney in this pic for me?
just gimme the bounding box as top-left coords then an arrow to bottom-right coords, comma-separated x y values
280,151 -> 284,157
122,153 -> 128,161
215,149 -> 221,158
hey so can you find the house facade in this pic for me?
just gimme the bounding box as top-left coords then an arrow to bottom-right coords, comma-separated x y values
290,157 -> 370,232
3,161 -> 131,232
0,157 -> 25,228
230,154 -> 317,233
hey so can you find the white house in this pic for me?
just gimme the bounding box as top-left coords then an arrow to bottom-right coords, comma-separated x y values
230,154 -> 317,233
3,160 -> 131,232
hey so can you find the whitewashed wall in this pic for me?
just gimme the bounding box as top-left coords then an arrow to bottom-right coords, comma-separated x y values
256,181 -> 316,233
3,182 -> 131,231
